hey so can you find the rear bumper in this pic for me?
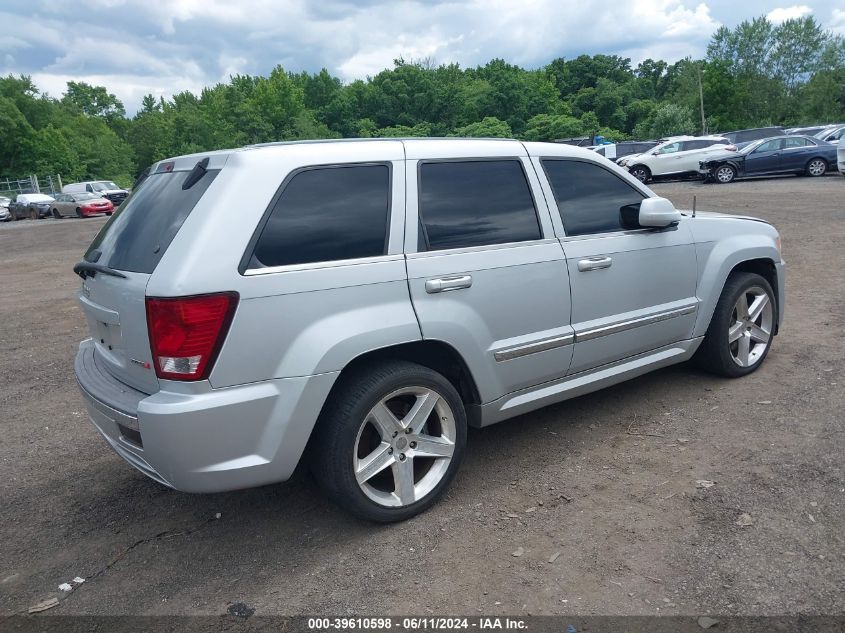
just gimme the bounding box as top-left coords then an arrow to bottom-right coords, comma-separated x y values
74,339 -> 338,492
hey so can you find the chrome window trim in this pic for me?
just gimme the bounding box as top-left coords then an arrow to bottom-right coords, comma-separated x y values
494,333 -> 575,362
244,253 -> 404,276
575,304 -> 697,342
405,238 -> 560,260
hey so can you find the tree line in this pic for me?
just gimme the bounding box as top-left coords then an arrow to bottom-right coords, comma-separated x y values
1,14 -> 843,187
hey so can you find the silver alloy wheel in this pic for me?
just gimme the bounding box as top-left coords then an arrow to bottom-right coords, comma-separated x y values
354,386 -> 456,508
716,165 -> 735,183
807,159 -> 826,176
728,285 -> 773,367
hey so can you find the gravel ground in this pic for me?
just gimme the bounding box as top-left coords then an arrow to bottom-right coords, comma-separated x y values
0,175 -> 843,618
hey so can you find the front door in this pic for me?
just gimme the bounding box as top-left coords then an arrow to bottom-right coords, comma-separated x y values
535,157 -> 699,374
403,141 -> 573,404
745,138 -> 783,174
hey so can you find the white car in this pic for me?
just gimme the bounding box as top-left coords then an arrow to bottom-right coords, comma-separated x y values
621,136 -> 732,183
815,124 -> 845,145
838,142 -> 845,176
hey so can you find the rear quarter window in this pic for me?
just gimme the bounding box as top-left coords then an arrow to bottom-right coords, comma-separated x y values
247,164 -> 391,269
84,165 -> 219,274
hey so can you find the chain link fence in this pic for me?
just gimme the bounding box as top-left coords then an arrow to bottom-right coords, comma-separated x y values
0,174 -> 63,199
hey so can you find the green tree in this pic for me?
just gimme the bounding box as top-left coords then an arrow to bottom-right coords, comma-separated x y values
452,117 -> 512,138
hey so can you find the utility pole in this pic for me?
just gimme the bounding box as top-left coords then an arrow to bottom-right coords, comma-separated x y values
697,64 -> 706,135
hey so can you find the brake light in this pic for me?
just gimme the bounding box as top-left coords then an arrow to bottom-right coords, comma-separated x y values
145,292 -> 238,381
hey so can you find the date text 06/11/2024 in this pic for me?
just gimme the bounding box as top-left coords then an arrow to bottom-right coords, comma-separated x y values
306,617 -> 528,630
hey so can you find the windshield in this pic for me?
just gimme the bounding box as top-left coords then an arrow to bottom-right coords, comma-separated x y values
740,140 -> 766,154
92,181 -> 120,191
75,193 -> 99,201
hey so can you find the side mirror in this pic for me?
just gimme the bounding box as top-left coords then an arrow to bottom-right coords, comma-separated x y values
637,197 -> 682,228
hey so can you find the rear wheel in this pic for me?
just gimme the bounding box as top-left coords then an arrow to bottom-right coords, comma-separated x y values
311,360 -> 467,522
630,165 -> 651,183
714,164 -> 736,184
694,272 -> 775,377
806,158 -> 827,177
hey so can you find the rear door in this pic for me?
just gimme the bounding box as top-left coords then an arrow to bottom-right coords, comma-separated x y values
780,137 -> 812,171
403,141 -> 573,403
77,157 -> 223,394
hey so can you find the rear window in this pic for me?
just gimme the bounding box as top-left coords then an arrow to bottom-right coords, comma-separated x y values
84,165 -> 219,274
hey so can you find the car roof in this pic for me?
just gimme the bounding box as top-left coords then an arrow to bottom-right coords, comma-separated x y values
155,138 -> 621,170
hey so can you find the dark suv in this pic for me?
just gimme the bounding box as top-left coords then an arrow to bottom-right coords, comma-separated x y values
722,127 -> 785,144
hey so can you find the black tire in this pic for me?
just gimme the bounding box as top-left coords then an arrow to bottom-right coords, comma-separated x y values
805,158 -> 827,177
75,207 -> 83,218
630,165 -> 651,183
310,360 -> 467,522
29,208 -> 38,220
52,208 -> 61,219
693,272 -> 776,378
714,164 -> 736,184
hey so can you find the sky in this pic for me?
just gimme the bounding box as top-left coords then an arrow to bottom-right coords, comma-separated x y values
2,0 -> 844,115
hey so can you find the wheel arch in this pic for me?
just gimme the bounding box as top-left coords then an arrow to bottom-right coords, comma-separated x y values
691,231 -> 782,340
327,340 -> 482,421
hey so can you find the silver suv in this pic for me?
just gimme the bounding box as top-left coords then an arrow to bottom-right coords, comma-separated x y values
73,139 -> 785,522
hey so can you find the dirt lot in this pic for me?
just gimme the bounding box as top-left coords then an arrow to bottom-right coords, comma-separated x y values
0,176 -> 843,618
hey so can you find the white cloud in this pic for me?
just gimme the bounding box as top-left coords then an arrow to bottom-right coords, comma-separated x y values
1,0 -> 833,114
830,8 -> 845,36
766,5 -> 812,23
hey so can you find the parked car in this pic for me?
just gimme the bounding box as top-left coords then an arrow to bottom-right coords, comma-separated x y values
620,136 -> 732,183
8,193 -> 55,220
838,142 -> 845,176
784,125 -> 831,136
699,135 -> 837,183
813,124 -> 845,145
51,193 -> 114,218
73,139 -> 784,522
593,141 -> 658,161
63,180 -> 129,206
0,196 -> 11,222
721,127 -> 785,144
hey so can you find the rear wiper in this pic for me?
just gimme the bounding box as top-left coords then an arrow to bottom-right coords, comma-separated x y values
73,261 -> 127,280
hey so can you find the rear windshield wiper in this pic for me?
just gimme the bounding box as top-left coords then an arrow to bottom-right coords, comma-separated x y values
73,261 -> 127,280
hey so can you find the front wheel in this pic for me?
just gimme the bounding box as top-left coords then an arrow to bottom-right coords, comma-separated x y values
75,207 -> 83,218
694,272 -> 776,377
714,164 -> 736,184
52,208 -> 62,219
311,361 -> 467,522
630,165 -> 651,183
806,158 -> 827,177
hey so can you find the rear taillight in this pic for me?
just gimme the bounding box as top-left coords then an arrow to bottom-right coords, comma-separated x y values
145,292 -> 238,381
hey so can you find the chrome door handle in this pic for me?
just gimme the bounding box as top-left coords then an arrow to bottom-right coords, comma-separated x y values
425,274 -> 473,293
577,256 -> 613,272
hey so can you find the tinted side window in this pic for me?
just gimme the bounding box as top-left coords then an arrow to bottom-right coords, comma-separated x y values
252,164 -> 390,268
418,160 -> 541,250
542,159 -> 646,237
755,139 -> 783,153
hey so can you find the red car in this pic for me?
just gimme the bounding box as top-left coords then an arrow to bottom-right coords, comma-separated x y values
51,193 -> 114,218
